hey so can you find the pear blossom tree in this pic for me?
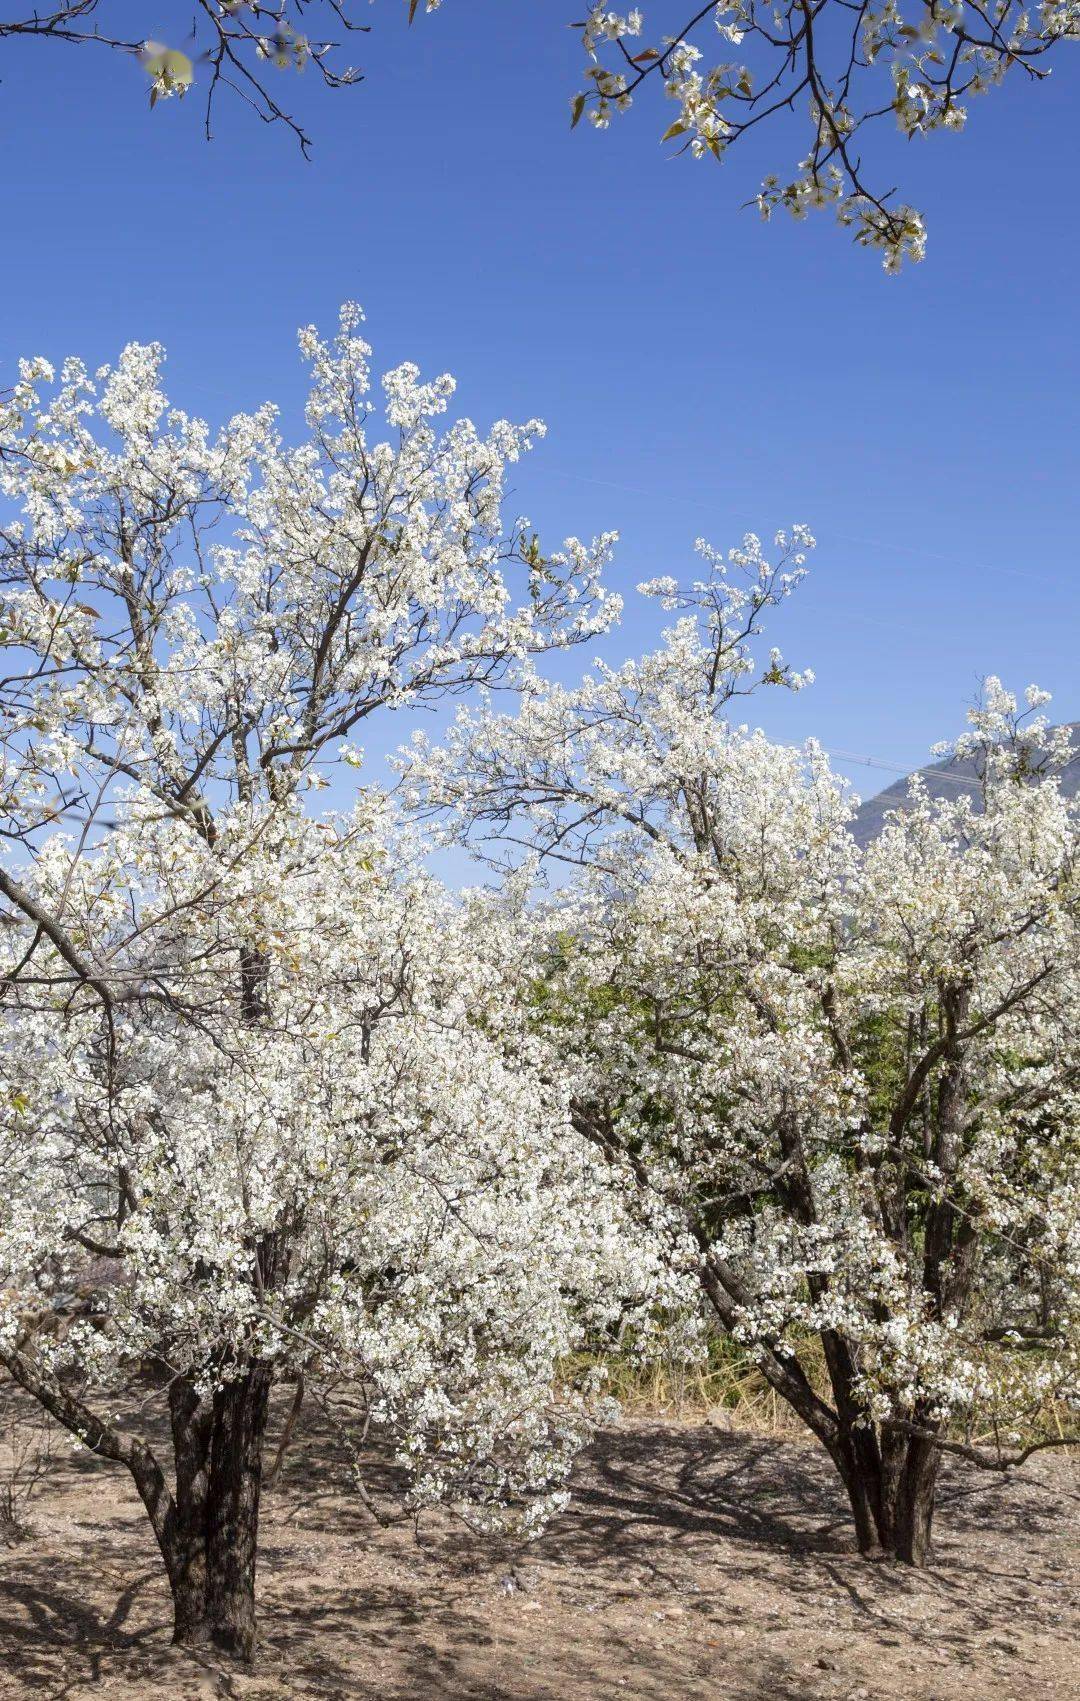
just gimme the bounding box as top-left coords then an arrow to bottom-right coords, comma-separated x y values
405,537 -> 1080,1564
0,309 -> 649,1657
0,812 -> 652,1652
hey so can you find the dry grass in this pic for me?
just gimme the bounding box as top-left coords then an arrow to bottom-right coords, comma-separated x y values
583,1338 -> 818,1436
580,1335 -> 1080,1483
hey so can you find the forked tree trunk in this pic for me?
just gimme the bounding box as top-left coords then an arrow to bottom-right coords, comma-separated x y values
690,1259 -> 950,1568
691,1255 -> 947,1568
835,1419 -> 942,1565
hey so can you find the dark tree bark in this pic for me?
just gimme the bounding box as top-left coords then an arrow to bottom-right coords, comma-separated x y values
167,1377 -> 213,1645
165,1363 -> 275,1657
889,1431 -> 940,1566
203,1363 -> 274,1660
830,1416 -> 943,1564
1,1343 -> 277,1659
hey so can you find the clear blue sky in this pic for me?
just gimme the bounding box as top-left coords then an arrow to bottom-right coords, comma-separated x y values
3,2 -> 1077,803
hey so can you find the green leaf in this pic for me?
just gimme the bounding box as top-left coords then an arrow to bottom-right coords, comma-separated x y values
164,50 -> 193,86
660,120 -> 687,142
570,92 -> 586,129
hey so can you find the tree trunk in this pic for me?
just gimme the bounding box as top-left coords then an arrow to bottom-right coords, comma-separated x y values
834,1421 -> 941,1566
889,1432 -> 940,1566
201,1363 -> 273,1660
838,1455 -> 884,1557
0,1341 -> 276,1658
167,1377 -> 213,1646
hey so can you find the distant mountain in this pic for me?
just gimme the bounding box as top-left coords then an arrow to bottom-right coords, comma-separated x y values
850,723 -> 1080,849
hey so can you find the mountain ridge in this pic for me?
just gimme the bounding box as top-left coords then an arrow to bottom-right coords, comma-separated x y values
850,722 -> 1080,848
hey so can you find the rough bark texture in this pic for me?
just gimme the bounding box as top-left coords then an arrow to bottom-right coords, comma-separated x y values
167,1377 -> 213,1646
889,1432 -> 941,1566
827,1412 -> 943,1565
162,1364 -> 275,1656
203,1364 -> 274,1659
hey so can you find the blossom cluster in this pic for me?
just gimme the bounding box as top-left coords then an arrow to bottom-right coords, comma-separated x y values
564,0 -> 1079,268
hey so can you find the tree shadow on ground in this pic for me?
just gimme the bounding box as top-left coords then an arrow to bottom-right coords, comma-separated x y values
0,1399 -> 1074,1701
446,1423 -> 1075,1680
0,1567 -> 168,1698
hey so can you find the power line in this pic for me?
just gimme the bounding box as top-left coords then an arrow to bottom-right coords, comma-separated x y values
825,748 -> 979,788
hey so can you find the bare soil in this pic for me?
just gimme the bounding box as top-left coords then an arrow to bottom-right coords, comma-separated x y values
0,1396 -> 1077,1700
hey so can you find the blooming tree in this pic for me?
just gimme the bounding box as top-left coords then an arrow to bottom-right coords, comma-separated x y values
405,537 -> 1080,1563
0,309 -> 646,1656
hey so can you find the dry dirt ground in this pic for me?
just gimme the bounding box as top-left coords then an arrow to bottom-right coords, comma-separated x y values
0,1396 -> 1077,1701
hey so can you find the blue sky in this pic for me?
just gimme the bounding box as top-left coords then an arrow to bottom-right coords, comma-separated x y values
3,1 -> 1077,805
